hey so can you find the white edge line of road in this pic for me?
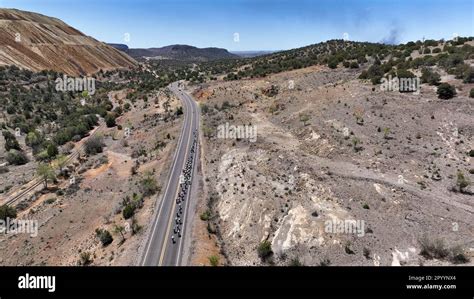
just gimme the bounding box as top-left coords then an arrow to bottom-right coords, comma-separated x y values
141,84 -> 189,266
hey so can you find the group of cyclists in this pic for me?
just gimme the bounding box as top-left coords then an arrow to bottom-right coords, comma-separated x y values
171,130 -> 198,244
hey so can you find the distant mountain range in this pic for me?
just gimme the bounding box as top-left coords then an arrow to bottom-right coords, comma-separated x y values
230,51 -> 277,58
109,44 -> 239,62
0,9 -> 137,76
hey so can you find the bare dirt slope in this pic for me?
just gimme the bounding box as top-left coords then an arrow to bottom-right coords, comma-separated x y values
193,65 -> 474,266
0,9 -> 137,75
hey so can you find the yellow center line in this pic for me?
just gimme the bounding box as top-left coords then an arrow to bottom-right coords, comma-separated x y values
158,92 -> 194,265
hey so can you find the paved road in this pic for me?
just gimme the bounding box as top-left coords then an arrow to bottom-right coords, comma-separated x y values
141,82 -> 200,266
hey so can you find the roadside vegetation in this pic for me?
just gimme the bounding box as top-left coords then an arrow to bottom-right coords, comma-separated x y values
419,236 -> 470,264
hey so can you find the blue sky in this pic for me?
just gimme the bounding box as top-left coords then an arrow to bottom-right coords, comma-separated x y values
1,0 -> 473,51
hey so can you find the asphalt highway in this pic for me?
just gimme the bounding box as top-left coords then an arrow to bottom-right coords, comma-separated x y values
141,82 -> 200,266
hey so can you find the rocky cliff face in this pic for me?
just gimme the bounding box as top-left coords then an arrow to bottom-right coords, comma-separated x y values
0,9 -> 137,75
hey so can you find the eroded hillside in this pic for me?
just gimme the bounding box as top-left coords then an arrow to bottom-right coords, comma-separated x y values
192,63 -> 473,266
0,9 -> 137,75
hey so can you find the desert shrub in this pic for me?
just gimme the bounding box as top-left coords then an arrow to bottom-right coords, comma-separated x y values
83,114 -> 99,128
397,69 -> 415,78
470,88 -> 474,98
257,240 -> 273,260
120,193 -> 144,219
449,246 -> 470,264
2,130 -> 20,151
367,64 -> 384,79
206,222 -> 216,234
6,149 -> 28,165
453,63 -> 470,79
463,67 -> 474,83
419,236 -> 470,264
424,40 -> 439,47
113,106 -> 123,116
53,130 -> 72,145
139,173 -> 160,196
95,228 -> 113,246
436,83 -> 456,99
122,204 -> 136,220
350,61 -> 359,69
25,131 -> 43,148
105,113 -> 116,127
78,252 -> 92,266
359,70 -> 368,79
200,210 -> 211,221
200,103 -> 209,114
328,58 -> 338,69
357,55 -> 368,64
153,139 -> 166,151
0,205 -> 17,220
421,67 -> 441,85
6,105 -> 15,114
35,150 -> 50,161
299,114 -> 310,126
456,170 -> 470,193
202,125 -> 213,138
46,143 -> 59,159
381,62 -> 394,73
419,236 -> 450,260
432,48 -> 441,53
352,137 -> 363,152
84,135 -> 104,155
130,216 -> 142,235
439,53 -> 464,71
131,145 -> 147,158
208,255 -> 219,266
370,75 -> 383,85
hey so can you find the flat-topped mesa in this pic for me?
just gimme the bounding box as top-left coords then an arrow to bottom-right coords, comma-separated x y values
0,8 -> 137,76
